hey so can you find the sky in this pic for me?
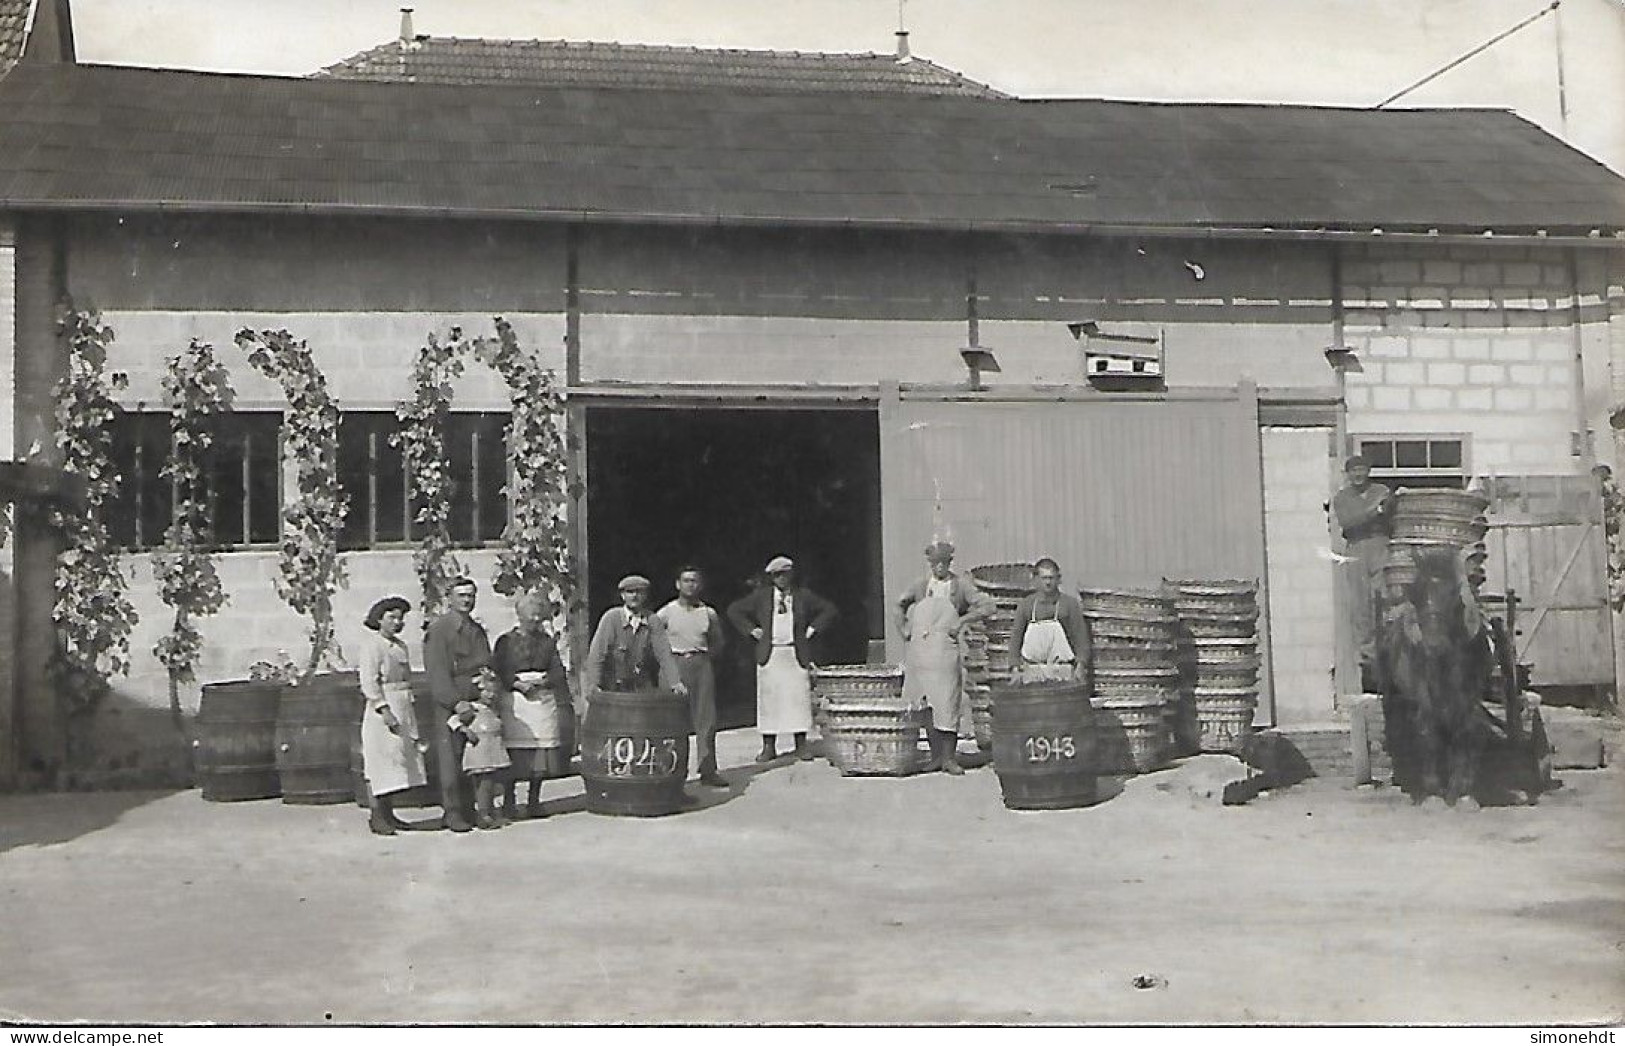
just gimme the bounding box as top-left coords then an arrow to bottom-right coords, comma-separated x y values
68,0 -> 1625,173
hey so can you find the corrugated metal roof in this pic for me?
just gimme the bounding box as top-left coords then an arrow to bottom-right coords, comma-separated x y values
316,36 -> 1006,98
0,0 -> 31,77
0,63 -> 1620,235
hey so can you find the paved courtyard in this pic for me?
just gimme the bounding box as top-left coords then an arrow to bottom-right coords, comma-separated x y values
0,726 -> 1621,1025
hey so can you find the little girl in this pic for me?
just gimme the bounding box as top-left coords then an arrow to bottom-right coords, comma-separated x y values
453,667 -> 512,829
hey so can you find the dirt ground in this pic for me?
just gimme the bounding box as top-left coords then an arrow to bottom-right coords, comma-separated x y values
0,726 -> 1621,1026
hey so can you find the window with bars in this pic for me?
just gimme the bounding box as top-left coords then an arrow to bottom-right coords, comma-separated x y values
1354,435 -> 1469,489
337,412 -> 509,551
108,411 -> 284,550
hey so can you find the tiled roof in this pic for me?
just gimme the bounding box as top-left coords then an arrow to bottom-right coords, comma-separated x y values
0,63 -> 1620,236
0,0 -> 31,78
316,36 -> 1006,98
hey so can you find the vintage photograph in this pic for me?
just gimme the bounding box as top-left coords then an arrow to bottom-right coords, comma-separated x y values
0,0 -> 1621,1029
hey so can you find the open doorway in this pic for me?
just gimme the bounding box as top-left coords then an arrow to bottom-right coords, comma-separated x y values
585,405 -> 883,720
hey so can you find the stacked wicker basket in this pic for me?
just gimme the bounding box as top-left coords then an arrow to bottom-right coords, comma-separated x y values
1078,587 -> 1179,773
1166,579 -> 1261,755
965,564 -> 1038,751
1383,488 -> 1491,598
811,664 -> 925,776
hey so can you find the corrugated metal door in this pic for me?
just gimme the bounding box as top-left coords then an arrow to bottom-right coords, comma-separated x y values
880,388 -> 1273,723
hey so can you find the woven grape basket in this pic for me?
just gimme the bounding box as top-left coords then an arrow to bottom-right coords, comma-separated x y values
1393,488 -> 1489,523
1193,686 -> 1258,754
1165,578 -> 1258,598
966,682 -> 994,751
811,664 -> 925,776
1091,692 -> 1170,774
1185,617 -> 1259,640
1090,617 -> 1178,642
1078,587 -> 1176,622
1391,516 -> 1489,546
970,563 -> 1038,600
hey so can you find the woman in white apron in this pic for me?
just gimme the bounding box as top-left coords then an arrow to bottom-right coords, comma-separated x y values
358,596 -> 428,836
902,583 -> 966,773
494,591 -> 575,821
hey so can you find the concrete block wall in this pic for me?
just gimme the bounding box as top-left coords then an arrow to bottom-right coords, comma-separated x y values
1261,427 -> 1338,725
1340,243 -> 1589,477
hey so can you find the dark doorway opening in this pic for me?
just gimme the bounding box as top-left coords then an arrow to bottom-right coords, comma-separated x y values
585,406 -> 883,722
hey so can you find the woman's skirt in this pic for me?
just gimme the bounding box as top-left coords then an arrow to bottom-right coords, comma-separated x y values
360,682 -> 428,797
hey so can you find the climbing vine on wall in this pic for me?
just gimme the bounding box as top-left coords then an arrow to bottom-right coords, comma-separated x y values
234,328 -> 350,677
152,339 -> 234,738
395,318 -> 573,621
394,329 -> 470,620
50,303 -> 139,719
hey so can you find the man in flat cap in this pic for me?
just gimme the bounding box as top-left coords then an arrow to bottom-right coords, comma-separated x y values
895,540 -> 995,774
583,574 -> 687,701
1332,454 -> 1393,689
727,556 -> 839,763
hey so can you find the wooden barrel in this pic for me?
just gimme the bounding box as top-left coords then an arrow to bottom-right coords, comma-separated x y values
580,688 -> 691,816
990,679 -> 1101,810
276,671 -> 363,805
813,664 -> 923,776
195,680 -> 282,802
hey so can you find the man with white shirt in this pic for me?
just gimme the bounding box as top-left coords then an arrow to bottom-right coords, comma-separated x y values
656,565 -> 729,787
727,556 -> 839,763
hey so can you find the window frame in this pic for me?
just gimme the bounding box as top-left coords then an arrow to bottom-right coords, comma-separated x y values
1350,432 -> 1472,490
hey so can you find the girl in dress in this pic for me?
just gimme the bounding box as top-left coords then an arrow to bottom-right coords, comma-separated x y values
453,666 -> 512,829
357,596 -> 428,836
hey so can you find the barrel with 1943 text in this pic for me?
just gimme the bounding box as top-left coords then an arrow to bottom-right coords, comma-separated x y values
990,679 -> 1103,810
580,688 -> 692,816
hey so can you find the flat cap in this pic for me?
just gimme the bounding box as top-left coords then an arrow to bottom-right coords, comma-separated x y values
617,574 -> 651,591
764,555 -> 794,574
924,540 -> 956,562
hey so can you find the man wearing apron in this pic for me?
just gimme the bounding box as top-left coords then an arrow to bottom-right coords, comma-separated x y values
727,556 -> 839,763
1332,454 -> 1393,691
1008,558 -> 1093,688
897,541 -> 996,774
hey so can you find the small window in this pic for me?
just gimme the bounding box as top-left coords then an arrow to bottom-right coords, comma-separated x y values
109,411 -> 283,550
1353,434 -> 1470,490
338,412 -> 509,551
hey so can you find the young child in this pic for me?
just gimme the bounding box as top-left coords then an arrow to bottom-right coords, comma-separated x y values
452,667 -> 512,829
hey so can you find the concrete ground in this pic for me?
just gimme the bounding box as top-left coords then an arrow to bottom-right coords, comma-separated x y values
0,726 -> 1621,1026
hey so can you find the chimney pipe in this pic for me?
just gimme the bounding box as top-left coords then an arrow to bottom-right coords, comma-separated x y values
399,8 -> 415,47
894,29 -> 911,62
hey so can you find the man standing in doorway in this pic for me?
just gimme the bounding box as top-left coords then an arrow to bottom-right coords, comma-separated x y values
728,556 -> 839,763
1332,454 -> 1393,691
1008,558 -> 1092,687
896,540 -> 995,774
583,575 -> 687,697
423,576 -> 491,834
657,566 -> 730,787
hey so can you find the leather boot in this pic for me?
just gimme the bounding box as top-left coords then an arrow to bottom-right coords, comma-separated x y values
938,729 -> 965,775
793,732 -> 814,761
921,728 -> 943,772
368,798 -> 398,836
756,736 -> 777,763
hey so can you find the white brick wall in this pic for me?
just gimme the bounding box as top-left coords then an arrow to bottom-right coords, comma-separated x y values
1261,427 -> 1337,725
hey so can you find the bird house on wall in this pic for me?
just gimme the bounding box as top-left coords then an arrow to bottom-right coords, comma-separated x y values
1084,349 -> 1162,380
1067,321 -> 1166,390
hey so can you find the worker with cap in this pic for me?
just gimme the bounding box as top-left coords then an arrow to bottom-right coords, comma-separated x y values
895,540 -> 995,774
583,574 -> 687,700
1331,453 -> 1393,690
727,556 -> 839,763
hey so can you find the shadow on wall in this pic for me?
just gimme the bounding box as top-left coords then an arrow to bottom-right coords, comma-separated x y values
54,687 -> 197,792
0,789 -> 178,856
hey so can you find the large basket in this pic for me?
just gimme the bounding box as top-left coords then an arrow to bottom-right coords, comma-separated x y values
1091,693 -> 1170,773
1191,637 -> 1260,664
1193,686 -> 1258,755
1393,488 -> 1489,522
1094,664 -> 1180,688
970,563 -> 1038,599
812,664 -> 925,776
1184,618 -> 1259,640
821,723 -> 927,776
1090,617 -> 1177,642
1391,516 -> 1488,546
966,683 -> 994,751
1094,644 -> 1178,669
1078,588 -> 1176,622
1165,578 -> 1258,598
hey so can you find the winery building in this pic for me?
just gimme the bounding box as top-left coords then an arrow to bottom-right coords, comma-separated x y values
0,1 -> 1622,787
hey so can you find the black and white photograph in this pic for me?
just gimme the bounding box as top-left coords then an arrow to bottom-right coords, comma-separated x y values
0,0 -> 1621,1030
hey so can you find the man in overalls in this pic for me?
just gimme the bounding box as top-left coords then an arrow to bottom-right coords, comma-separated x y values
1007,558 -> 1092,688
896,540 -> 996,774
583,575 -> 687,698
1332,454 -> 1393,691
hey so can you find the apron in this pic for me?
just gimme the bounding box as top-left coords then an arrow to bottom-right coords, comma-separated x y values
360,681 -> 428,798
757,597 -> 812,734
1020,599 -> 1077,684
502,672 -> 563,749
903,594 -> 963,731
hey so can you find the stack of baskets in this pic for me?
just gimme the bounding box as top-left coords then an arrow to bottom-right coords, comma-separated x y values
1384,488 -> 1491,598
810,664 -> 924,776
1166,579 -> 1261,755
966,564 -> 1039,752
1078,587 -> 1179,773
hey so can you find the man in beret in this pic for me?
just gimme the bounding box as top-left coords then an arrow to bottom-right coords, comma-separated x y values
727,556 -> 839,763
895,540 -> 995,774
583,575 -> 687,700
1332,454 -> 1393,690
